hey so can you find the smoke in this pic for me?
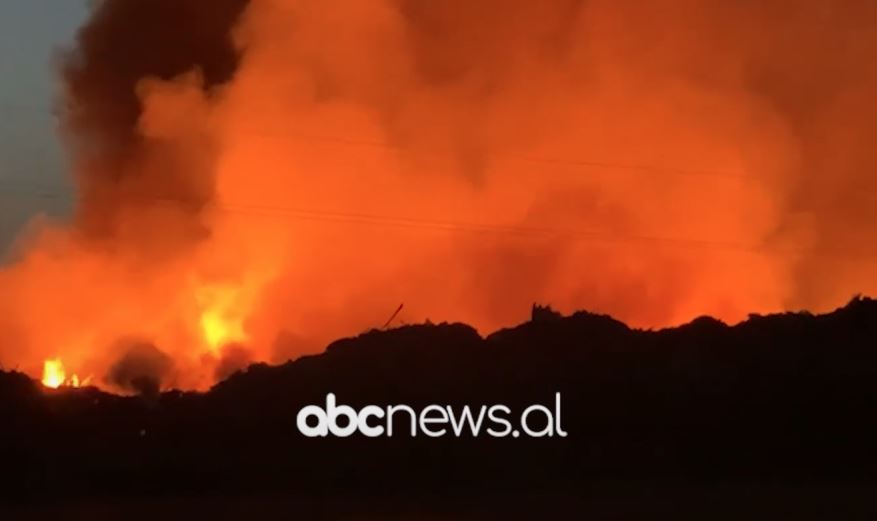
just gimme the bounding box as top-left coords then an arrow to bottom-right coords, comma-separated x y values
61,0 -> 250,238
214,344 -> 252,381
106,340 -> 174,396
2,0 -> 877,391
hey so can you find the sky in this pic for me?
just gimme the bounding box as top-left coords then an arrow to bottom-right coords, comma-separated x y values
0,0 -> 88,253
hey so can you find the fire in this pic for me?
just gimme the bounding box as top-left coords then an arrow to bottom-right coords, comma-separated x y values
2,0 -> 877,393
41,359 -> 86,389
201,313 -> 241,351
42,359 -> 66,389
197,285 -> 251,353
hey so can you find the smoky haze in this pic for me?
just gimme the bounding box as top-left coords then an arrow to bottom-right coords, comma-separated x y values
62,0 -> 250,238
1,0 -> 876,391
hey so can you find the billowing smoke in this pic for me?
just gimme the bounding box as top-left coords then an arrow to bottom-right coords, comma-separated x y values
2,0 -> 877,391
106,340 -> 174,396
214,344 -> 252,381
62,0 -> 249,238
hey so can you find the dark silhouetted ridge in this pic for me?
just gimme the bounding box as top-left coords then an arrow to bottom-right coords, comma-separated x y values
2,298 -> 877,517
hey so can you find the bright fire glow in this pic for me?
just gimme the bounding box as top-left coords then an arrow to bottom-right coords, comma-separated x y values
42,359 -> 66,389
198,285 -> 249,353
41,359 -> 86,389
2,1 -> 877,393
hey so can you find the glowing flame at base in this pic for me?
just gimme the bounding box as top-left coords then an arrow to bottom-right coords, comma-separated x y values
41,359 -> 87,389
42,359 -> 66,389
198,285 -> 251,354
201,311 -> 246,353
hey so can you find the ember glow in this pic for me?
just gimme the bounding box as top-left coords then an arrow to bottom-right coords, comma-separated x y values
198,285 -> 250,353
3,1 -> 877,392
41,359 -> 66,389
41,358 -> 85,389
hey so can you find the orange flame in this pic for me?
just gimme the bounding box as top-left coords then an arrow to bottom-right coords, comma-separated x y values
198,285 -> 249,353
3,1 -> 877,392
42,359 -> 66,389
41,359 -> 85,389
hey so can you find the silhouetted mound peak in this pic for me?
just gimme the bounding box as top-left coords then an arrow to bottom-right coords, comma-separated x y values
487,305 -> 630,351
325,322 -> 482,355
531,303 -> 563,323
681,315 -> 729,332
0,370 -> 44,416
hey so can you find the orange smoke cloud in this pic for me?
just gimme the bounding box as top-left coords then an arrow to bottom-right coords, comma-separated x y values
2,0 -> 877,391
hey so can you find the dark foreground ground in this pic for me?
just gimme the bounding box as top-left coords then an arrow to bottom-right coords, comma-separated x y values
2,298 -> 877,519
3,483 -> 877,520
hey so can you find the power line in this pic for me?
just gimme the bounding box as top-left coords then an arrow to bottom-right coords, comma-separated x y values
0,182 -> 875,262
233,127 -> 753,181
0,113 -> 873,261
0,102 -> 752,182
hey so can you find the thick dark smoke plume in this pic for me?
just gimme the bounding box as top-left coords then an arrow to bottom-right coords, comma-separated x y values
106,340 -> 174,396
60,0 -> 251,237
